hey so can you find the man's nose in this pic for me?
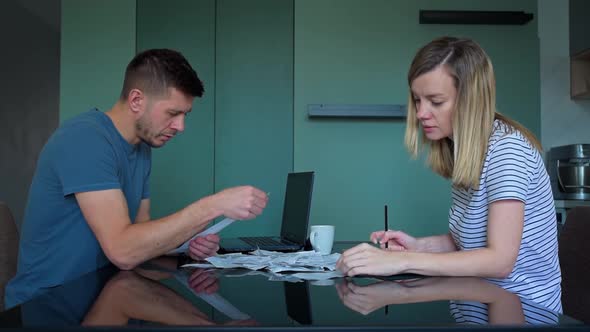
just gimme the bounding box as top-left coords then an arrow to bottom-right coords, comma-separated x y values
171,116 -> 185,132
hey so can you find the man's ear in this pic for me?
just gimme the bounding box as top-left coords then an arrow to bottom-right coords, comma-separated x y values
127,89 -> 145,115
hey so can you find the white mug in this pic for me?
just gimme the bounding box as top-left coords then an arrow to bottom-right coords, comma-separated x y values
309,225 -> 335,255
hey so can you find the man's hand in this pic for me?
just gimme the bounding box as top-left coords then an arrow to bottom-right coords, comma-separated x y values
189,234 -> 220,260
212,186 -> 268,220
189,269 -> 219,294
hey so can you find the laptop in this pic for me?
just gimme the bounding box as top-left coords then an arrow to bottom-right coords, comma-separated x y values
284,281 -> 313,325
219,171 -> 315,253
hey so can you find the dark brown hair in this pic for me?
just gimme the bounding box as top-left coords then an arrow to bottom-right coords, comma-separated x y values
120,49 -> 204,100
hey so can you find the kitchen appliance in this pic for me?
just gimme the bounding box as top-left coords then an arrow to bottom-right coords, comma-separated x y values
547,144 -> 590,200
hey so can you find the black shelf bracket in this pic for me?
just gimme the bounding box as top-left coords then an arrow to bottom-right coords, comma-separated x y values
307,104 -> 407,119
419,10 -> 534,25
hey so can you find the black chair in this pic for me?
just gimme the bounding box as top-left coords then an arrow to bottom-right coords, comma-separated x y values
559,206 -> 590,323
0,202 -> 19,311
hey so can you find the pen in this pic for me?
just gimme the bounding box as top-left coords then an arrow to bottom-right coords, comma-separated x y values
384,205 -> 388,249
384,204 -> 389,315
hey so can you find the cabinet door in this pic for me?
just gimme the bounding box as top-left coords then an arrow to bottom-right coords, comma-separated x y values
570,0 -> 590,56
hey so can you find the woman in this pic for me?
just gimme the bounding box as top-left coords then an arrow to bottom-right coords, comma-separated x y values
336,37 -> 561,313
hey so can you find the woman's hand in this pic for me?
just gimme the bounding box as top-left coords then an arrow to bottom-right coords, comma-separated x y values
370,230 -> 420,251
336,279 -> 411,315
336,243 -> 407,277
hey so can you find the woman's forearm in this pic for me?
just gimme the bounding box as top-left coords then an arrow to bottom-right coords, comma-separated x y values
417,233 -> 458,253
401,247 -> 513,278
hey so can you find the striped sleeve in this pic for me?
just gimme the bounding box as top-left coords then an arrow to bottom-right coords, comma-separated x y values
485,135 -> 531,203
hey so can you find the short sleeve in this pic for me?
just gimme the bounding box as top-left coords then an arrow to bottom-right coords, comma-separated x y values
141,147 -> 151,199
52,124 -> 121,196
485,135 -> 531,203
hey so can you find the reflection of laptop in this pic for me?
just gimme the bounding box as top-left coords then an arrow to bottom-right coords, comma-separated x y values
284,281 -> 313,325
219,171 -> 315,253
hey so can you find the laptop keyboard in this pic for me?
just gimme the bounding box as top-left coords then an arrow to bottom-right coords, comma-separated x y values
239,236 -> 286,247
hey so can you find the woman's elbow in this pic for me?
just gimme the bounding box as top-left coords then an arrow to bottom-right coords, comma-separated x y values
487,260 -> 516,279
490,267 -> 512,279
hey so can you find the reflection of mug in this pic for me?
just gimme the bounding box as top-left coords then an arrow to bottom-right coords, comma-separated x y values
310,225 -> 335,255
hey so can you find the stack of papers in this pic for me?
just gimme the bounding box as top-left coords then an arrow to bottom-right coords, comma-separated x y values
181,249 -> 343,281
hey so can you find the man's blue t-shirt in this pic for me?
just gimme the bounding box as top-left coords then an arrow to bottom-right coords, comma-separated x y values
5,109 -> 151,308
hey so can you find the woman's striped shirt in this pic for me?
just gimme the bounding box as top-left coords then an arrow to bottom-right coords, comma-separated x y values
448,120 -> 562,313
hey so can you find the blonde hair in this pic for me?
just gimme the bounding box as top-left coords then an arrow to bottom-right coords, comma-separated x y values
404,37 -> 541,190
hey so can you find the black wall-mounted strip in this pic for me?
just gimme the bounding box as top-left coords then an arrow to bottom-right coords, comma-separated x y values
308,104 -> 406,119
419,10 -> 533,25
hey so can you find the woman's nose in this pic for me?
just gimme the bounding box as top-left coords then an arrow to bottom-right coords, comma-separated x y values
416,105 -> 430,120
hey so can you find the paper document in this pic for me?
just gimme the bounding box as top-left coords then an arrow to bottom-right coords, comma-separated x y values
167,218 -> 236,255
181,249 -> 343,281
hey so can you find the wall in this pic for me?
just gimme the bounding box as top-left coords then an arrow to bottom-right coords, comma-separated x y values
136,0 -> 217,221
213,0 -> 294,237
295,0 -> 540,239
538,0 -> 590,151
60,0 -> 136,122
0,0 -> 60,228
135,0 -> 294,238
59,0 -> 542,240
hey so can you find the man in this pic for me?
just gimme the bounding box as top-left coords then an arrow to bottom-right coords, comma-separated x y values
5,49 -> 268,308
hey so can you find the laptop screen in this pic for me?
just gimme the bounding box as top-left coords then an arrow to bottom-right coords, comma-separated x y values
280,172 -> 315,244
284,281 -> 312,324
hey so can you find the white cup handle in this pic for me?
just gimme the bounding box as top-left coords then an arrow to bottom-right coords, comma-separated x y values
310,231 -> 317,249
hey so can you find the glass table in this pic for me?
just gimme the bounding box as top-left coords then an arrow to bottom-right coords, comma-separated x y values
0,242 -> 586,331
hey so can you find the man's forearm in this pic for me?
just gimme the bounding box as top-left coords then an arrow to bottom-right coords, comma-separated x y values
83,272 -> 213,326
108,196 -> 221,269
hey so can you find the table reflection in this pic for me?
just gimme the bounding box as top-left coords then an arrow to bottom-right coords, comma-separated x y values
85,271 -> 254,327
1,255 -> 580,329
335,277 -> 558,325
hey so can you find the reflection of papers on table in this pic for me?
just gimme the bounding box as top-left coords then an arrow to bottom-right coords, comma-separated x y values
181,249 -> 344,282
216,268 -> 343,283
173,270 -> 251,321
167,218 -> 236,255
